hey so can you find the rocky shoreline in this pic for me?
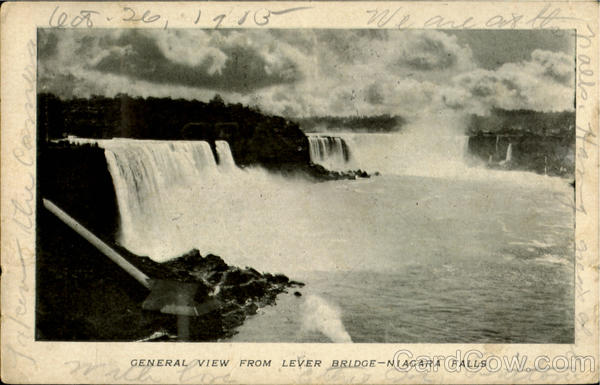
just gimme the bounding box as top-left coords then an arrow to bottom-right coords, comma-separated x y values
125,248 -> 305,341
256,161 -> 373,182
36,204 -> 304,342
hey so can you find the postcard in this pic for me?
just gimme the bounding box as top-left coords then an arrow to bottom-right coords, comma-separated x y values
1,1 -> 598,383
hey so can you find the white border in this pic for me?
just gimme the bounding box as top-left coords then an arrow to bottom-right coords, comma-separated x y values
1,2 -> 598,383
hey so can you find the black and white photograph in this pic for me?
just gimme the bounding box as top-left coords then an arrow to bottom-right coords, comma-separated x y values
34,27 -> 578,344
1,1 -> 599,383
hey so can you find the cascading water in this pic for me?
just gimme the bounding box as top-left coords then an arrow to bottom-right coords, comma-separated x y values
215,140 -> 236,171
63,136 -> 368,272
505,143 -> 513,163
82,138 -> 365,273
312,132 -> 470,177
495,135 -> 500,157
84,139 -> 235,258
308,136 -> 352,171
499,142 -> 513,167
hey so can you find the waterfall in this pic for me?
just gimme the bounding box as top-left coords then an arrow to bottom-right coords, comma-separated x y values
499,142 -> 513,167
64,136 -> 355,270
215,140 -> 236,171
325,133 -> 469,177
308,136 -> 352,171
87,138 -> 236,257
495,135 -> 500,158
505,143 -> 513,163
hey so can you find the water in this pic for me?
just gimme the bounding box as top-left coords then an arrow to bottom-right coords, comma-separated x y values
77,132 -> 574,343
309,132 -> 474,178
500,143 -> 513,166
308,135 -> 351,170
215,140 -> 236,170
102,139 -> 228,256
229,175 -> 574,343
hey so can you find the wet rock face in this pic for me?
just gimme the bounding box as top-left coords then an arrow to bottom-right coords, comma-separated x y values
268,162 -> 372,182
119,248 -> 304,341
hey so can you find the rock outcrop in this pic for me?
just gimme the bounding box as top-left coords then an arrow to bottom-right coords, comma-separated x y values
37,203 -> 303,341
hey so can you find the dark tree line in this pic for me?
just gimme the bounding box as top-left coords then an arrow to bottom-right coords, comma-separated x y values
37,93 -> 309,168
466,108 -> 575,178
296,114 -> 406,133
467,108 -> 575,137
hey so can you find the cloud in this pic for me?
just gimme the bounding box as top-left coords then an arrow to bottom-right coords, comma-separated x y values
38,29 -> 304,96
258,30 -> 473,117
531,49 -> 573,85
395,31 -> 470,71
38,30 -> 58,60
38,29 -> 573,118
152,30 -> 226,72
381,30 -> 474,74
93,30 -> 302,93
445,49 -> 574,114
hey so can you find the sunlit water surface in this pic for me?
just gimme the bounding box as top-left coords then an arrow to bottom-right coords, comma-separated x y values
228,174 -> 574,343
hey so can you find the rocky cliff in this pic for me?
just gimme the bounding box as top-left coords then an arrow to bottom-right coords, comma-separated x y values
466,109 -> 575,177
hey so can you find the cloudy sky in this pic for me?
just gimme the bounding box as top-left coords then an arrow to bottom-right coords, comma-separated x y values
38,29 -> 574,118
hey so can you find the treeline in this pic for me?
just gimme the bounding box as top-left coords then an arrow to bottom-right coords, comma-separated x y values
466,108 -> 575,178
296,114 -> 406,133
37,93 -> 309,168
467,108 -> 575,137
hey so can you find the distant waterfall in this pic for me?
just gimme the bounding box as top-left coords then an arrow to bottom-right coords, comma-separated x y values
320,133 -> 469,177
495,135 -> 500,157
505,143 -> 513,163
308,136 -> 352,171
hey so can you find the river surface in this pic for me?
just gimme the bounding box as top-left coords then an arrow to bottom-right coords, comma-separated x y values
227,174 -> 574,343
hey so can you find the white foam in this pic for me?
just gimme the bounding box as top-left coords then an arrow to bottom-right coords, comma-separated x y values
534,254 -> 570,266
301,295 -> 352,343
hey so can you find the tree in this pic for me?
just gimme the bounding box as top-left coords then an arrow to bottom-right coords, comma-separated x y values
209,94 -> 225,108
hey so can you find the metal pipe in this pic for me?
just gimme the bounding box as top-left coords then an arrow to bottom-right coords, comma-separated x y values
42,198 -> 151,290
